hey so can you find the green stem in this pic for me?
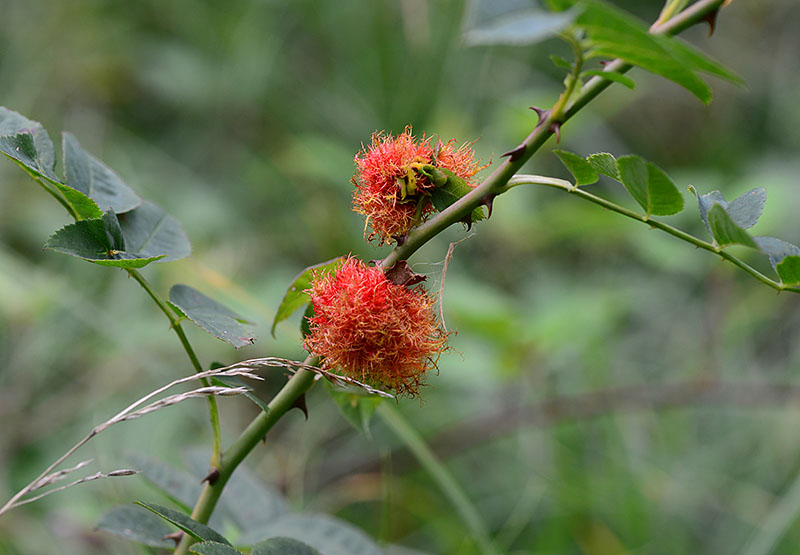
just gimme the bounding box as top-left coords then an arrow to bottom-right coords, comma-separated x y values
380,0 -> 726,270
174,364 -> 318,555
505,175 -> 800,294
127,269 -> 223,465
377,404 -> 499,555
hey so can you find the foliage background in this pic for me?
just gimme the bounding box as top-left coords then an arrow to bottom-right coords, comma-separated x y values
1,0 -> 800,553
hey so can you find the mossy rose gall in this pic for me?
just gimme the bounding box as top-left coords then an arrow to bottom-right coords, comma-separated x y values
352,127 -> 484,244
303,257 -> 448,397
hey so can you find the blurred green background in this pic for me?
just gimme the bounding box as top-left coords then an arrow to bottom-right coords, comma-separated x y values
2,0 -> 800,553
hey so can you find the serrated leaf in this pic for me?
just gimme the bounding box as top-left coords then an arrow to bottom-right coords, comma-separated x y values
463,7 -> 578,46
692,187 -> 766,241
776,256 -> 800,286
169,285 -> 256,348
238,514 -> 381,555
62,132 -> 141,214
587,152 -> 619,180
553,149 -> 598,186
580,69 -> 635,89
272,257 -> 343,336
190,541 -> 244,555
0,110 -> 102,220
327,383 -> 384,439
96,504 -> 175,548
428,168 -> 484,223
135,502 -> 232,545
576,2 -> 742,104
117,200 -> 191,262
0,107 -> 57,179
754,237 -> 800,285
252,537 -> 322,555
617,155 -> 683,216
726,187 -> 766,229
707,204 -> 757,248
44,210 -> 166,268
126,452 -> 200,511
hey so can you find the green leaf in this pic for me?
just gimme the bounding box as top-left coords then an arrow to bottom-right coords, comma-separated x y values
616,155 -> 683,216
272,257 -> 343,336
62,132 -> 141,214
44,210 -> 166,268
117,200 -> 191,262
462,7 -> 578,47
126,452 -> 200,511
168,285 -> 256,348
754,237 -> 800,285
96,504 -> 174,548
239,514 -> 381,555
252,537 -> 322,555
427,168 -> 485,223
327,383 -> 384,439
0,107 -> 57,179
576,2 -> 742,104
580,69 -> 635,89
0,109 -> 102,220
776,256 -> 800,286
135,502 -> 232,545
190,541 -> 244,555
726,187 -> 767,229
549,54 -> 573,71
553,149 -> 598,186
300,303 -> 315,338
692,187 -> 766,244
707,204 -> 757,248
586,152 -> 619,180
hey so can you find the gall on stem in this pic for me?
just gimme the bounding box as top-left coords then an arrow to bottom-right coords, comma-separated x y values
352,127 -> 484,244
302,257 -> 448,397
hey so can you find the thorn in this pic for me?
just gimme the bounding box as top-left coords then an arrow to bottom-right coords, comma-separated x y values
481,194 -> 496,219
201,467 -> 220,486
384,260 -> 426,287
549,122 -> 562,144
529,106 -> 550,127
393,233 -> 408,246
163,532 -> 183,545
461,213 -> 474,230
599,60 -> 610,67
290,393 -> 309,420
500,143 -> 526,162
702,8 -> 719,37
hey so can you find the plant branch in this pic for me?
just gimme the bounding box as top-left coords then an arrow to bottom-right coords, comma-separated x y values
127,269 -> 223,466
174,360 -> 319,555
507,174 -> 800,294
380,0 -> 727,270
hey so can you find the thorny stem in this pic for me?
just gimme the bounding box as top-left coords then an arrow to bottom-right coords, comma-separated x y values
127,269 -> 223,466
179,0 -> 731,547
174,361 -> 318,555
505,175 -> 800,294
380,0 -> 727,270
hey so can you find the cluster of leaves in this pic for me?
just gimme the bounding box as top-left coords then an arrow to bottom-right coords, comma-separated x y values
97,451 -> 381,554
554,149 -> 800,286
463,0 -> 743,104
0,107 -> 256,347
